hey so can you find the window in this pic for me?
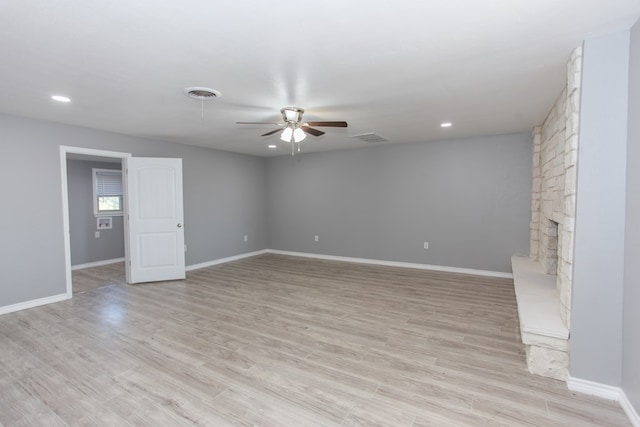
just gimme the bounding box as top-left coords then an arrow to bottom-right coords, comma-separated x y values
93,168 -> 123,216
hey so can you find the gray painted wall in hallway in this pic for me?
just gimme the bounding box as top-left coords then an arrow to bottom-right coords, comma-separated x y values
623,18 -> 640,415
266,133 -> 532,273
570,30 -> 629,386
0,113 -> 268,307
67,160 -> 125,266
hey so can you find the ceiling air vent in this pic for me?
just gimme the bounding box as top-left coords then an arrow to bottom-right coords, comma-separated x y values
351,132 -> 389,143
183,87 -> 221,100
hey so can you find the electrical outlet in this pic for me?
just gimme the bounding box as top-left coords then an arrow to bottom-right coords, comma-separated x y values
95,231 -> 100,238
243,235 -> 248,242
423,242 -> 429,250
314,235 -> 319,242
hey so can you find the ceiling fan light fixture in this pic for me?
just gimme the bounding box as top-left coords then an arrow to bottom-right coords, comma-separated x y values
293,127 -> 306,142
280,126 -> 293,142
281,107 -> 304,123
280,125 -> 307,143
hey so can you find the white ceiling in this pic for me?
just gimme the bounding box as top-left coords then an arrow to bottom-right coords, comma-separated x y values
1,1 -> 639,157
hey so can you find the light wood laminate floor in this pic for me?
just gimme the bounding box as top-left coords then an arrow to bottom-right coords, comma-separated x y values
72,262 -> 126,294
0,254 -> 630,426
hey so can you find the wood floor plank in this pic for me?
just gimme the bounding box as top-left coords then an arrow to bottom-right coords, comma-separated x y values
0,254 -> 631,426
342,397 -> 417,427
0,376 -> 61,426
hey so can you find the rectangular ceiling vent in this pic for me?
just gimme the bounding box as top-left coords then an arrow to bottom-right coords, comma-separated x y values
351,132 -> 389,143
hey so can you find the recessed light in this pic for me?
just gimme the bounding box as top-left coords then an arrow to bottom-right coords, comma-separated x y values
440,122 -> 452,128
51,95 -> 71,103
268,144 -> 277,148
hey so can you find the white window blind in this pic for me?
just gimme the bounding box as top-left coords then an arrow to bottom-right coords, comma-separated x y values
95,170 -> 122,197
93,168 -> 123,216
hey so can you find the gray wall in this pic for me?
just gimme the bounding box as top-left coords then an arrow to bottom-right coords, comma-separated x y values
623,18 -> 640,415
570,30 -> 630,386
0,113 -> 268,307
67,160 -> 125,266
266,133 -> 532,273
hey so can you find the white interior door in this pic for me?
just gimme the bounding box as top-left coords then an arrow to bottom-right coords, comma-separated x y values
124,157 -> 185,284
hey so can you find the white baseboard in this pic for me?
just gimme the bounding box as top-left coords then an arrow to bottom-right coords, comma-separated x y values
72,257 -> 125,271
186,249 -> 269,272
567,376 -> 621,400
266,249 -> 513,279
567,376 -> 639,427
70,250 -> 511,279
0,292 -> 71,316
620,390 -> 640,427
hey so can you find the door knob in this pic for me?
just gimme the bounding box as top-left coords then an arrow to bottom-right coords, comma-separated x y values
177,223 -> 182,228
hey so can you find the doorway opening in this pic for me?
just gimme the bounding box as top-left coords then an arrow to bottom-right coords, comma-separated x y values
60,146 -> 131,295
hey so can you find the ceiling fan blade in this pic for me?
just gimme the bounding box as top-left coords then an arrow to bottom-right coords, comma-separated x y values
302,126 -> 325,137
236,121 -> 282,125
261,129 -> 282,136
305,121 -> 348,127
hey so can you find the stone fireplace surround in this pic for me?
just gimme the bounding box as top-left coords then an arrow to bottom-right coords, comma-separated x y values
511,46 -> 582,381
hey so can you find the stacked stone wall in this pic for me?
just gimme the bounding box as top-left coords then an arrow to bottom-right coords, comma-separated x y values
530,46 -> 582,329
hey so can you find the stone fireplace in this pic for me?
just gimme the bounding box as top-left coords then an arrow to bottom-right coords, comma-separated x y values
530,45 -> 581,330
540,219 -> 560,276
511,45 -> 582,381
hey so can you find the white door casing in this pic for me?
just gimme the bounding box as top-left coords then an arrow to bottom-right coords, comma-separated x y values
124,157 -> 186,284
60,146 -> 131,298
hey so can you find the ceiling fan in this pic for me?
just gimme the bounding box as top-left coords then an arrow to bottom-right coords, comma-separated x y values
237,107 -> 347,155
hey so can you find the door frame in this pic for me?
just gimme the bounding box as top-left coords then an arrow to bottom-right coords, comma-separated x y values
60,146 -> 132,296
